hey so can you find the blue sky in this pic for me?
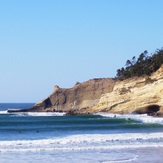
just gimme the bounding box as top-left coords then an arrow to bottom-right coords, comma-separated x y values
0,0 -> 163,102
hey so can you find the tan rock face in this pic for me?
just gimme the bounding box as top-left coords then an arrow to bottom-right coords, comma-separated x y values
27,78 -> 115,113
23,65 -> 163,116
89,65 -> 163,116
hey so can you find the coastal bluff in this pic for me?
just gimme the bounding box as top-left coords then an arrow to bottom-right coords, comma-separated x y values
12,65 -> 163,116
18,78 -> 115,113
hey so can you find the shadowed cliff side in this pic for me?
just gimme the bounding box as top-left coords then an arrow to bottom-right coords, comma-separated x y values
18,78 -> 115,113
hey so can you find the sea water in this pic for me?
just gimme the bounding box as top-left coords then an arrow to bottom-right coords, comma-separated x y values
0,103 -> 163,163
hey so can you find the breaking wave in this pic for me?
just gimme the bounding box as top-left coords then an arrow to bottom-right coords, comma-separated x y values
96,112 -> 163,124
3,110 -> 66,116
0,132 -> 163,153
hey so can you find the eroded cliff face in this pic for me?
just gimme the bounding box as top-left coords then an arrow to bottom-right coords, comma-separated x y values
19,65 -> 163,116
26,78 -> 115,113
85,65 -> 163,116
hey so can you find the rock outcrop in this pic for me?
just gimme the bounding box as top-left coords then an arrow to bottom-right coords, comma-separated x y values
85,65 -> 163,116
10,65 -> 163,116
19,78 -> 115,113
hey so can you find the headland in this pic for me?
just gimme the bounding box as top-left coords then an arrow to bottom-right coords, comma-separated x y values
8,65 -> 163,116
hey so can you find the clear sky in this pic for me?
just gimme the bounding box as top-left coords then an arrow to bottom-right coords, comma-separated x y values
0,0 -> 163,103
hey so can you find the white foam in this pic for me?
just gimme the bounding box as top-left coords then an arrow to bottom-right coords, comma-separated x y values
1,132 -> 163,146
0,132 -> 163,153
101,154 -> 139,163
96,112 -> 163,124
8,111 -> 66,116
24,112 -> 66,116
0,110 -> 8,114
0,142 -> 163,153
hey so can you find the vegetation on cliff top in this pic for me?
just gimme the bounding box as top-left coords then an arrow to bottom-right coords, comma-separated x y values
116,48 -> 163,79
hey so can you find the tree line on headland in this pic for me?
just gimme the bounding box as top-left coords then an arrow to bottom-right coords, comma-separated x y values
116,48 -> 163,80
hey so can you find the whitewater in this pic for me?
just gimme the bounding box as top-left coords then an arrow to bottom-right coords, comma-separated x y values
0,103 -> 163,163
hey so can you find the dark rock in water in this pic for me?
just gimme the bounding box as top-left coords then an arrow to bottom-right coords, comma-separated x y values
7,108 -> 31,113
7,110 -> 16,113
7,109 -> 21,113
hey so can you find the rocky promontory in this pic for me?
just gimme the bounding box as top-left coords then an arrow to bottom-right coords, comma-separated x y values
13,78 -> 115,113
9,65 -> 163,116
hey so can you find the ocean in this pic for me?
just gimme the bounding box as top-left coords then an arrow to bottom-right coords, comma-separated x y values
0,103 -> 163,163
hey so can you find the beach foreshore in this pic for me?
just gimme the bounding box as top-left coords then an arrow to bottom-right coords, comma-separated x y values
1,147 -> 163,163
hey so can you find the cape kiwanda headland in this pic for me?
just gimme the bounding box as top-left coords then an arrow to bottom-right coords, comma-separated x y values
8,65 -> 163,116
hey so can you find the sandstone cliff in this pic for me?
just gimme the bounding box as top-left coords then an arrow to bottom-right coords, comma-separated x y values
21,78 -> 115,113
84,65 -> 163,116
12,65 -> 163,116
